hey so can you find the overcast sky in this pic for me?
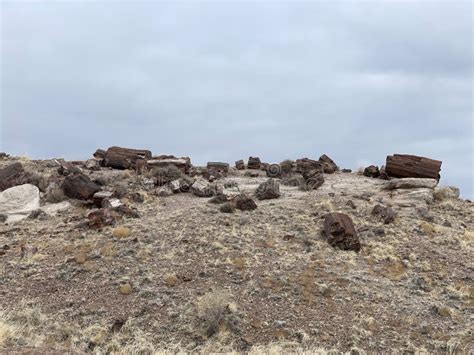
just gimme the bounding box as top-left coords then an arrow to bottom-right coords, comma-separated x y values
1,1 -> 472,197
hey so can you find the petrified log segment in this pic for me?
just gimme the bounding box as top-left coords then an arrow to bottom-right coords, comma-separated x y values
107,146 -> 152,159
93,149 -> 107,159
62,173 -> 101,200
247,157 -> 261,170
323,212 -> 361,252
0,163 -> 25,191
319,154 -> 338,174
235,160 -> 245,170
386,154 -> 441,180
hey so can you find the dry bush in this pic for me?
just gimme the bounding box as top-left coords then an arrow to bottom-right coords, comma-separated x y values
280,159 -> 295,174
120,170 -> 132,179
420,222 -> 436,236
196,290 -> 237,338
151,166 -> 183,186
45,187 -> 65,203
112,227 -> 131,238
22,169 -> 49,192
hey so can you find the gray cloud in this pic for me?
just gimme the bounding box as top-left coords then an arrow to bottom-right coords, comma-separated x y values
1,1 -> 472,197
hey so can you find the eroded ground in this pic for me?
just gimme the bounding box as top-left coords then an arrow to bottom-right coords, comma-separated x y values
0,159 -> 473,354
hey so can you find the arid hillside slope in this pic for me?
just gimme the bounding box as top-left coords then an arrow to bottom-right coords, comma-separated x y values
0,155 -> 472,354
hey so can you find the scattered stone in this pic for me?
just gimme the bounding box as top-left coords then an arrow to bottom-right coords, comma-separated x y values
247,157 -> 261,170
323,212 -> 361,252
209,194 -> 228,204
156,185 -> 173,197
56,159 -> 82,176
384,178 -> 438,190
266,164 -> 282,178
102,198 -> 123,209
88,209 -> 118,229
235,160 -> 245,170
363,165 -> 380,178
319,154 -> 338,174
224,181 -> 238,189
93,191 -> 114,207
346,200 -> 357,209
341,169 -> 352,173
190,177 -> 215,197
0,184 -> 40,223
170,178 -> 192,193
0,214 -> 7,223
0,162 -> 25,191
231,193 -> 258,211
28,209 -> 48,220
256,178 -> 280,200
84,159 -> 100,170
40,201 -> 71,216
62,173 -> 101,200
220,202 -> 235,213
371,204 -> 396,224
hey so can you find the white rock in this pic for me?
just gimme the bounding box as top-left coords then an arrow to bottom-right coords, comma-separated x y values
0,184 -> 40,222
384,178 -> 438,190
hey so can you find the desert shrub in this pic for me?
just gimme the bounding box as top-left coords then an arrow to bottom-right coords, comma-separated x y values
196,290 -> 237,338
22,170 -> 49,192
45,187 -> 65,203
112,227 -> 131,238
113,183 -> 128,198
280,159 -> 295,174
151,166 -> 183,186
120,170 -> 132,179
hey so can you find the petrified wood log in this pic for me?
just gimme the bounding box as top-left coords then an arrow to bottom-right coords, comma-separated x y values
323,212 -> 361,252
62,173 -> 101,200
235,160 -> 245,170
319,154 -> 338,174
93,149 -> 107,159
0,162 -> 25,191
247,157 -> 261,170
296,158 -> 323,175
386,154 -> 441,180
107,146 -> 152,159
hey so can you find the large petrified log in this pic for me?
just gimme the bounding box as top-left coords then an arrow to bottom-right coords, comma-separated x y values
62,173 -> 101,200
98,146 -> 151,170
0,163 -> 25,191
323,212 -> 361,252
107,146 -> 152,159
385,154 -> 442,180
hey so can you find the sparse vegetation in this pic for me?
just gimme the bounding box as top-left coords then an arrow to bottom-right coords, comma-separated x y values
112,226 -> 131,238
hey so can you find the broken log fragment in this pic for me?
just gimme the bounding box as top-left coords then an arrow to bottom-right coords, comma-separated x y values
62,173 -> 101,200
147,157 -> 191,174
207,162 -> 229,174
323,212 -> 361,252
385,154 -> 442,180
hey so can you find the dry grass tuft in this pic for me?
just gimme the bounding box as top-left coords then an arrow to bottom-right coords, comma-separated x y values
112,227 -> 131,238
196,290 -> 236,338
420,222 -> 436,236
